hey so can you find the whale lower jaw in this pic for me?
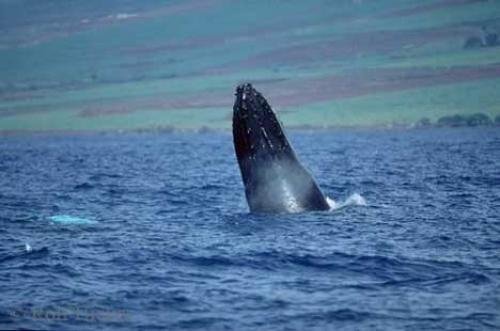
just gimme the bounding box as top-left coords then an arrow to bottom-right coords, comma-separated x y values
244,159 -> 329,214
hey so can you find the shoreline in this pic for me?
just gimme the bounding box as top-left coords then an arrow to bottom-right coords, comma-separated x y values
1,122 -> 498,137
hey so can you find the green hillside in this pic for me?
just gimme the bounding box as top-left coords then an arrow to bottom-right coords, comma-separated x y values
1,0 -> 499,132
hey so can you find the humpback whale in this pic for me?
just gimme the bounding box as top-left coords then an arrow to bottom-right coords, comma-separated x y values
232,83 -> 330,213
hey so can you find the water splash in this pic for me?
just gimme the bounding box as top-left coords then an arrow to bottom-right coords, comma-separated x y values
327,193 -> 367,210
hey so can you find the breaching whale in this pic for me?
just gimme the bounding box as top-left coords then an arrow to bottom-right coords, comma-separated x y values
232,83 -> 330,213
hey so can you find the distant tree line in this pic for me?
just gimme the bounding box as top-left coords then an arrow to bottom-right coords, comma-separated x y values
463,26 -> 499,49
416,113 -> 500,128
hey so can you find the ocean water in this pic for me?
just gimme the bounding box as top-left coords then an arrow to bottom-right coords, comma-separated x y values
1,128 -> 499,330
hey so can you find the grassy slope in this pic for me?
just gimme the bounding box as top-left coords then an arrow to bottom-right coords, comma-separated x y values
284,78 -> 500,127
0,0 -> 499,132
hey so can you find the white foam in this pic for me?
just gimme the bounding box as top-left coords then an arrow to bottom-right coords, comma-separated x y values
25,243 -> 32,252
345,193 -> 367,206
326,196 -> 338,209
328,193 -> 367,210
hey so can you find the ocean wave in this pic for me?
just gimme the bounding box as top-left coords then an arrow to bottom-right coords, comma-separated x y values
73,182 -> 94,190
0,246 -> 49,264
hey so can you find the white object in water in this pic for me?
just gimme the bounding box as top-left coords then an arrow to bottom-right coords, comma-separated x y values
49,215 -> 96,224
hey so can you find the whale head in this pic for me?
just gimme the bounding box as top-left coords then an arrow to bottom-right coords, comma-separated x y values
232,83 -> 293,166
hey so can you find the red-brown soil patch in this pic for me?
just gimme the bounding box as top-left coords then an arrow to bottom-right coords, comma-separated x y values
77,64 -> 500,117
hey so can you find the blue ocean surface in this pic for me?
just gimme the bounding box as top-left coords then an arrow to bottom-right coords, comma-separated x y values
1,128 -> 499,330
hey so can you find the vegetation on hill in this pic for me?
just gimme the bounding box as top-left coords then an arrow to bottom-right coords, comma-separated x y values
1,0 -> 500,132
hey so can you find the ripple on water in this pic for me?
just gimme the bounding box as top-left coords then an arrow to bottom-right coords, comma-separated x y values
0,129 -> 499,330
